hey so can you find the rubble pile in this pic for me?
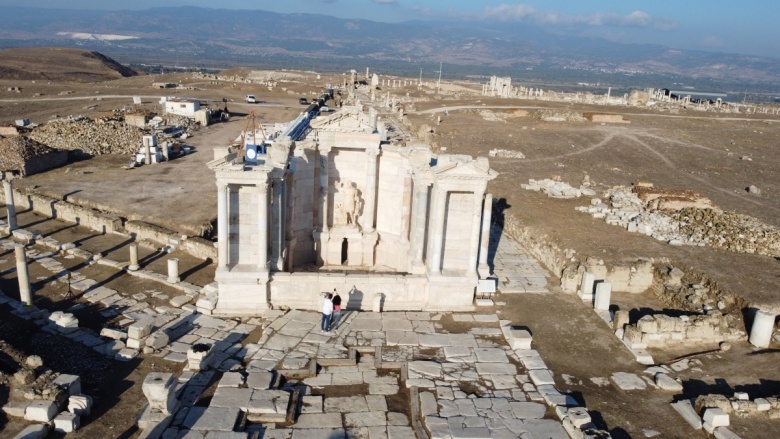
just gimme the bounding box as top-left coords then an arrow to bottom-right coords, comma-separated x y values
622,312 -> 744,348
580,186 -> 780,256
0,136 -> 62,173
696,393 -> 780,419
489,148 -> 525,159
670,208 -> 780,256
530,109 -> 586,122
29,117 -> 143,156
523,178 -> 596,199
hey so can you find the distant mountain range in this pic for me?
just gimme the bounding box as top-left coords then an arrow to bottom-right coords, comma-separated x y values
1,6 -> 779,94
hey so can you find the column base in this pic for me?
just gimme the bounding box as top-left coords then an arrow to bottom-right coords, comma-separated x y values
478,263 -> 491,279
128,265 -> 140,272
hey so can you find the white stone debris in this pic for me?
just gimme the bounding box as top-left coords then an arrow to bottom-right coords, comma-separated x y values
522,178 -> 595,199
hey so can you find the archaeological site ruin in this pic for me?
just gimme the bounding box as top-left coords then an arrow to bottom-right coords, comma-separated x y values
0,38 -> 779,439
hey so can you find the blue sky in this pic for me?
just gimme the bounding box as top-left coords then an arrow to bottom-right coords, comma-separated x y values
3,0 -> 779,57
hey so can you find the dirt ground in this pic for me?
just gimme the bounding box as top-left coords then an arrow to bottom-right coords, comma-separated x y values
2,69 -> 780,437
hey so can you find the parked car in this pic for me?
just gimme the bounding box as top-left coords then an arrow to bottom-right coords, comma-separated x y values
320,105 -> 331,112
245,94 -> 257,103
299,98 -> 308,105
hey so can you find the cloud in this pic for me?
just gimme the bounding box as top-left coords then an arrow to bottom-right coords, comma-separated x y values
481,4 -> 675,30
373,0 -> 399,5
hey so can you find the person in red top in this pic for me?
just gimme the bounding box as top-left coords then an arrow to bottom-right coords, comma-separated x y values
330,289 -> 342,331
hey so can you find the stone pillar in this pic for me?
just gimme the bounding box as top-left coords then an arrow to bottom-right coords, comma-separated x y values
167,258 -> 180,284
271,178 -> 285,271
216,183 -> 229,269
128,243 -> 140,271
749,309 -> 776,348
318,148 -> 330,231
427,187 -> 447,275
410,183 -> 429,266
363,149 -> 378,232
467,192 -> 483,276
477,193 -> 493,278
3,180 -> 17,231
144,140 -> 151,165
594,282 -> 612,311
257,181 -> 269,271
15,245 -> 31,306
578,272 -> 595,300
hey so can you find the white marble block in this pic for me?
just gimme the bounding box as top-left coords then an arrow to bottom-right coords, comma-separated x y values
748,309 -> 775,348
53,374 -> 82,396
142,372 -> 179,415
578,272 -> 595,300
68,394 -> 93,417
53,411 -> 80,433
703,408 -> 729,428
24,400 -> 58,422
594,281 -> 612,311
128,319 -> 153,340
509,328 -> 533,350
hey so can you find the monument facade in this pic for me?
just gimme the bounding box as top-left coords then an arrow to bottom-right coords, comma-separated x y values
208,105 -> 496,315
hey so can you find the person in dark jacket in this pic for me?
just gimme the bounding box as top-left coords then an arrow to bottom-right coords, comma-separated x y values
330,289 -> 342,330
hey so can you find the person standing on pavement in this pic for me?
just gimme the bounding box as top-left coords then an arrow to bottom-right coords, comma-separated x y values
321,293 -> 333,333
330,289 -> 342,331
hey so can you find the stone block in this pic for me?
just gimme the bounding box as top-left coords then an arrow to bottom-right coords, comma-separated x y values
188,344 -> 213,371
128,319 -> 154,339
593,282 -> 611,311
703,408 -> 729,428
654,373 -> 683,392
143,372 -> 179,415
116,348 -> 139,361
508,328 -> 532,350
567,407 -> 591,428
146,332 -> 170,349
755,398 -> 771,411
613,310 -> 630,331
68,394 -> 93,417
671,399 -> 701,430
301,395 -> 323,414
24,400 -> 58,422
12,424 -> 48,439
53,374 -> 82,396
53,411 -> 80,433
637,315 -> 658,334
100,327 -> 127,340
127,338 -> 144,349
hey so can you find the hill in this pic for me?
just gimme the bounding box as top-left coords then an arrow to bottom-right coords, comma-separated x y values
0,47 -> 141,82
1,7 -> 780,92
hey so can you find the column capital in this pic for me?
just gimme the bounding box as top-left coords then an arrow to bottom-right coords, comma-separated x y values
366,148 -> 380,158
216,181 -> 228,191
319,145 -> 332,154
257,181 -> 269,194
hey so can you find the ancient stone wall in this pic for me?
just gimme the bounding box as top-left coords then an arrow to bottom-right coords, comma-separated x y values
621,312 -> 742,348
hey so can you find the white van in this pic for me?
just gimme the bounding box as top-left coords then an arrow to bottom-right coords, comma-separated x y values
245,94 -> 257,103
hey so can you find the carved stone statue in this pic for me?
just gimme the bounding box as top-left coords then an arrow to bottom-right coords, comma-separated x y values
335,180 -> 361,226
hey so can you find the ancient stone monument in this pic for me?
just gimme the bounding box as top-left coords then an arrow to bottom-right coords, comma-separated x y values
208,106 -> 496,315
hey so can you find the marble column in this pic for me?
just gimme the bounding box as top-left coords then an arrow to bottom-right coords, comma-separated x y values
410,183 -> 430,265
217,182 -> 229,269
257,181 -> 269,271
477,193 -> 493,278
3,180 -> 17,231
427,187 -> 447,275
467,192 -> 483,276
167,258 -> 180,284
363,149 -> 379,232
318,148 -> 330,231
271,178 -> 285,271
15,245 -> 31,305
749,309 -> 776,348
128,243 -> 140,271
